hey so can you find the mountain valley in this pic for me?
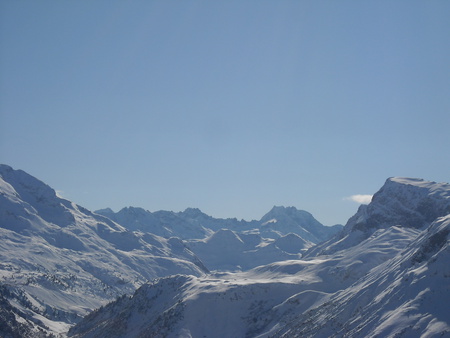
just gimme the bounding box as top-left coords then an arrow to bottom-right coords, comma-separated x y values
0,164 -> 449,337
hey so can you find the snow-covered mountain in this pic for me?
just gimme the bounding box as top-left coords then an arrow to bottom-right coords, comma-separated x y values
259,206 -> 341,242
96,205 -> 342,242
276,214 -> 450,337
186,230 -> 312,271
2,165 -> 448,337
69,177 -> 450,338
97,206 -> 342,272
306,177 -> 450,257
96,207 -> 219,239
0,164 -> 207,336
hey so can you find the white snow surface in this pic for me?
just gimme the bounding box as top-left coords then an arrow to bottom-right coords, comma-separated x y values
0,164 -> 207,335
277,214 -> 450,337
185,230 -> 313,271
96,205 -> 342,243
2,165 -> 449,338
307,176 -> 450,257
69,217 -> 449,337
97,205 -> 340,272
69,176 -> 450,338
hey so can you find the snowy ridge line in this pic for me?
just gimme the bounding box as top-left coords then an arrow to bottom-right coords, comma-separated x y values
96,205 -> 342,243
0,164 -> 208,336
69,176 -> 450,337
1,164 -> 449,337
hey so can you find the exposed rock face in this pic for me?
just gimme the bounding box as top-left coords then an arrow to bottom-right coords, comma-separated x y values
306,177 -> 450,257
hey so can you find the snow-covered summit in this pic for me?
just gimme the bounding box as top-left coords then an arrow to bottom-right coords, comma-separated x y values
0,164 -> 76,228
98,204 -> 342,244
349,177 -> 450,231
260,206 -> 341,242
97,204 -> 342,272
307,176 -> 450,256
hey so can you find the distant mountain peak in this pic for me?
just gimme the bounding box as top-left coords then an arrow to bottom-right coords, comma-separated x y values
261,206 -> 313,221
95,207 -> 114,215
180,207 -> 207,218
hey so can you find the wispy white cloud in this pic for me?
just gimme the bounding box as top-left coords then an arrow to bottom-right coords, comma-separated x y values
345,194 -> 373,204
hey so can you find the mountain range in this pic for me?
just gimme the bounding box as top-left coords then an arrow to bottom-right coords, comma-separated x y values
0,164 -> 206,336
96,205 -> 342,272
95,205 -> 341,242
1,164 -> 449,337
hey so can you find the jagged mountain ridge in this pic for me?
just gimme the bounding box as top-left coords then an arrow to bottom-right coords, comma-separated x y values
2,165 -> 449,337
0,164 -> 207,336
97,205 -> 343,272
70,176 -> 450,338
96,205 -> 342,243
0,164 -> 343,336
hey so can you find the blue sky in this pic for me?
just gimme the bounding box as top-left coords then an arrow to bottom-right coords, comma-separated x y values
1,1 -> 449,225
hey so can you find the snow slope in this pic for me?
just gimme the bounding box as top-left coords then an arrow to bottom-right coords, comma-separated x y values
69,177 -> 450,338
186,230 -> 313,271
276,214 -> 450,337
97,205 -> 341,272
0,164 -> 207,335
2,165 -> 448,337
68,221 -> 423,338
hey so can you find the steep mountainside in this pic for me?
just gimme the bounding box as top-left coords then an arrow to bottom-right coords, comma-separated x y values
306,177 -> 450,257
69,177 -> 450,338
0,165 -> 207,336
276,214 -> 450,337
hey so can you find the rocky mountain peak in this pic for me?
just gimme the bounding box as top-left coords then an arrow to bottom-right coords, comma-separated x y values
347,177 -> 450,233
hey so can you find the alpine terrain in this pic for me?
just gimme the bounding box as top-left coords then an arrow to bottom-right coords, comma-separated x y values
0,164 -> 207,336
69,177 -> 450,338
1,164 -> 449,337
97,205 -> 342,271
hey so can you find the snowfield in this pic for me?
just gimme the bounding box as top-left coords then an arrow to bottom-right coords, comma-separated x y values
0,164 -> 207,336
1,165 -> 449,337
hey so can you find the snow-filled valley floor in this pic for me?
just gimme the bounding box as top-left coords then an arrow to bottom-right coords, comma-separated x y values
1,164 -> 449,337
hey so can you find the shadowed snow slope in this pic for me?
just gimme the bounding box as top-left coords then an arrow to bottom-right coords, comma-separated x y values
0,165 -> 207,336
3,167 -> 449,337
69,177 -> 450,338
186,230 -> 312,271
276,215 -> 450,337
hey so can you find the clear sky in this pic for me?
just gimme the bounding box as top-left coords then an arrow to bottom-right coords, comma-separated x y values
1,1 -> 449,226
